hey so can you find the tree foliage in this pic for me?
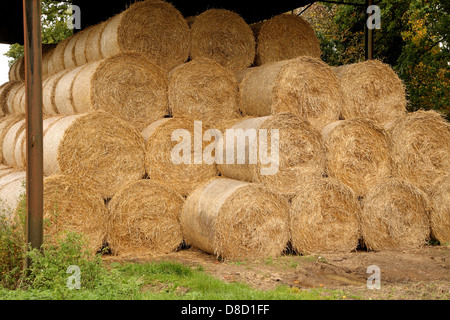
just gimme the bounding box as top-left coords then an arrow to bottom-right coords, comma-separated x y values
4,0 -> 73,67
301,0 -> 449,118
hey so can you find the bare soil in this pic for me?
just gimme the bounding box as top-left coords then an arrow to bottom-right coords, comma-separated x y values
104,245 -> 449,300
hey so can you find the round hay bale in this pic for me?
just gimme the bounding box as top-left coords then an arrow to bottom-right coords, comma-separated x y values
2,118 -> 25,167
0,114 -> 25,164
217,113 -> 326,199
334,60 -> 407,125
54,66 -> 85,115
85,21 -> 108,63
8,60 -> 17,82
289,177 -> 360,254
5,83 -> 22,114
63,31 -> 80,70
8,57 -> 25,82
0,81 -> 21,115
255,13 -> 321,66
180,177 -> 290,260
41,43 -> 57,79
0,171 -> 25,218
168,58 -> 241,126
108,179 -> 184,257
360,178 -> 430,251
322,118 -> 392,197
13,84 -> 25,114
190,9 -> 255,73
143,117 -> 218,196
54,52 -> 168,130
100,0 -> 190,71
13,116 -> 63,169
48,34 -> 75,75
388,110 -> 450,191
74,25 -> 95,66
429,175 -> 450,244
239,56 -> 343,129
42,111 -> 146,198
43,174 -> 109,254
42,69 -> 71,116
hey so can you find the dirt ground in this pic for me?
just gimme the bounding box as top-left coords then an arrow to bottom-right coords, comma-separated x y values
104,245 -> 449,300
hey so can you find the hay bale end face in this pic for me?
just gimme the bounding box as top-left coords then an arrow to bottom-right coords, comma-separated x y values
168,58 -> 241,126
43,175 -> 109,254
143,117 -> 218,197
190,9 -> 255,73
108,179 -> 184,257
180,178 -> 290,260
388,110 -> 450,191
51,52 -> 168,131
322,118 -> 392,197
218,113 -> 326,199
42,111 -> 146,199
360,178 -> 431,251
100,0 -> 190,71
239,56 -> 343,129
255,13 -> 322,66
429,175 -> 450,244
289,177 -> 360,255
334,60 -> 407,125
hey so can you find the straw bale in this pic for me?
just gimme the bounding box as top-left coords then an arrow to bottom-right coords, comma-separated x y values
100,0 -> 190,71
255,13 -> 321,65
42,111 -> 146,198
428,175 -> 450,244
108,179 -> 184,257
360,178 -> 430,251
0,114 -> 25,164
5,83 -> 22,115
74,25 -> 94,66
53,52 -> 168,130
289,177 -> 360,254
42,69 -> 71,115
0,81 -> 21,115
143,117 -> 219,197
239,56 -> 343,129
8,57 -> 25,82
48,34 -> 75,75
190,9 -> 255,73
218,113 -> 326,198
12,84 -> 25,114
2,119 -> 25,167
43,174 -> 109,254
387,110 -> 450,191
168,58 -> 241,126
334,60 -> 407,125
322,118 -> 392,197
180,177 -> 289,260
84,22 -> 106,63
0,171 -> 25,218
42,43 -> 57,79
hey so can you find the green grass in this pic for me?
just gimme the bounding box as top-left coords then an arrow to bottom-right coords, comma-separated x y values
0,260 -> 351,300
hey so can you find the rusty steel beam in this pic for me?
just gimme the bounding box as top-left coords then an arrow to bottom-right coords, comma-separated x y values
23,0 -> 44,257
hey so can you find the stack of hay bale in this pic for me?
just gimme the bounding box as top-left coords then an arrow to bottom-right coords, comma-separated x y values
0,0 -> 448,261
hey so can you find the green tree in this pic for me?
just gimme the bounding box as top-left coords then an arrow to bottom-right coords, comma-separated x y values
301,0 -> 449,118
4,0 -> 73,67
